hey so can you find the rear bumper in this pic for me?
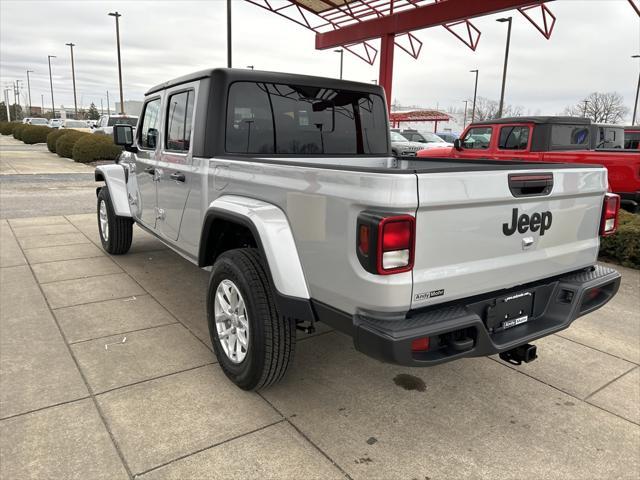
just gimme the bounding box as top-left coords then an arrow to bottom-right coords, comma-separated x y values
315,265 -> 620,367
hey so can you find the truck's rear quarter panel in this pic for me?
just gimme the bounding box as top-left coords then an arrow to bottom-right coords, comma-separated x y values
412,167 -> 607,309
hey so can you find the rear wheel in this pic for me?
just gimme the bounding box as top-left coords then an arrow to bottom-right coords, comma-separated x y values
97,187 -> 133,255
207,248 -> 295,390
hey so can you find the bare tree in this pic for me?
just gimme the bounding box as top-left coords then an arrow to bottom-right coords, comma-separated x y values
564,92 -> 629,124
469,96 -> 523,121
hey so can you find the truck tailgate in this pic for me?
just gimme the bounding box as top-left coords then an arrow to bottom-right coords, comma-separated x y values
412,167 -> 607,309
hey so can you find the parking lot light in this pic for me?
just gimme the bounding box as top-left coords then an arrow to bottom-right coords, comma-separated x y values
65,43 -> 78,118
108,12 -> 125,115
26,70 -> 34,116
496,17 -> 512,118
470,69 -> 479,122
632,55 -> 640,125
48,55 -> 56,118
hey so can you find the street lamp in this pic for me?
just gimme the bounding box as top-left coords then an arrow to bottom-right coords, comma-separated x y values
41,94 -> 44,115
3,88 -> 11,121
48,55 -> 56,118
26,70 -> 34,116
470,69 -> 479,122
108,12 -> 125,114
632,54 -> 640,126
66,43 -> 78,118
334,49 -> 344,79
462,100 -> 468,128
496,17 -> 512,118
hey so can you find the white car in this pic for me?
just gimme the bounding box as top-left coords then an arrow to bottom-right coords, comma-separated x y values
398,130 -> 454,149
28,118 -> 49,126
93,114 -> 139,136
390,131 -> 427,156
48,118 -> 64,129
59,119 -> 92,132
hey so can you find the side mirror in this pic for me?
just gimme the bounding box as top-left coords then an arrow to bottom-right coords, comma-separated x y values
113,124 -> 137,152
453,138 -> 463,151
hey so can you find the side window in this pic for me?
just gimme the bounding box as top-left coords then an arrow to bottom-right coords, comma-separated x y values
226,82 -> 275,154
461,127 -> 492,150
165,90 -> 195,152
498,126 -> 530,150
139,99 -> 161,149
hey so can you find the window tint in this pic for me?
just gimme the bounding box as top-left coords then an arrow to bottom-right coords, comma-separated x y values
498,126 -> 529,150
225,81 -> 388,155
108,117 -> 138,127
624,132 -> 640,149
139,99 -> 161,149
461,127 -> 492,149
550,125 -> 590,149
166,91 -> 194,151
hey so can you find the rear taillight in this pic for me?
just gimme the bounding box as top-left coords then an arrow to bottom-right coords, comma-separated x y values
411,337 -> 430,352
357,213 -> 415,275
600,193 -> 620,237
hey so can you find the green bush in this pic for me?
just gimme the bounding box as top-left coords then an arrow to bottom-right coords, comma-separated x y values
46,129 -> 70,153
0,122 -> 17,135
55,130 -> 90,158
72,134 -> 122,163
21,125 -> 51,144
12,123 -> 28,140
599,210 -> 640,269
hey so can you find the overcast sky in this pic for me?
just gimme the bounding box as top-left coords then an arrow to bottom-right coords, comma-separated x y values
1,0 -> 638,119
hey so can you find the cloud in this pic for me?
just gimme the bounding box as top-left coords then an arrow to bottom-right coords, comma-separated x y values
1,0 -> 638,120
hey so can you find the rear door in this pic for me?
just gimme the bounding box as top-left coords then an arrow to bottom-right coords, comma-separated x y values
411,166 -> 606,309
491,124 -> 538,161
156,86 -> 196,241
133,97 -> 162,229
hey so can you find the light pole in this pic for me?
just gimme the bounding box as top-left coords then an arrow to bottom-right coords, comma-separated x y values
462,100 -> 468,128
496,17 -> 512,118
632,55 -> 640,125
106,90 -> 110,115
3,89 -> 11,121
100,98 -> 104,115
108,12 -> 125,114
41,94 -> 44,116
227,0 -> 232,68
334,49 -> 344,79
66,43 -> 78,118
26,70 -> 33,116
14,80 -> 22,117
48,55 -> 56,118
470,69 -> 479,122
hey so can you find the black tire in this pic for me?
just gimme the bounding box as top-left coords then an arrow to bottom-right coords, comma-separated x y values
97,186 -> 133,255
207,248 -> 295,390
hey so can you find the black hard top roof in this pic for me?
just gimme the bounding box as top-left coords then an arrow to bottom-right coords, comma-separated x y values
471,116 -> 591,126
145,68 -> 385,96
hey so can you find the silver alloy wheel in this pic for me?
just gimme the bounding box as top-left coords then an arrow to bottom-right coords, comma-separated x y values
214,279 -> 249,363
99,200 -> 109,242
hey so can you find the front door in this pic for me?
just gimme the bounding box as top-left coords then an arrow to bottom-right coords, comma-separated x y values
134,97 -> 162,228
157,89 -> 196,241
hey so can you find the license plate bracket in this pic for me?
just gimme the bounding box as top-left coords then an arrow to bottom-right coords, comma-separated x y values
485,291 -> 534,333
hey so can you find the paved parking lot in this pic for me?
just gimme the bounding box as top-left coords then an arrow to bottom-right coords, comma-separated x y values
0,139 -> 639,479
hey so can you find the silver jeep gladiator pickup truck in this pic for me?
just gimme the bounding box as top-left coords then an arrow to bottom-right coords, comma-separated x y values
96,68 -> 621,390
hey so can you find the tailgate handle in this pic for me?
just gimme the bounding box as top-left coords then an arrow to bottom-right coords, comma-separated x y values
508,173 -> 553,197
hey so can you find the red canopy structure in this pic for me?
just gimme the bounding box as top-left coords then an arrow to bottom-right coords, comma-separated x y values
389,110 -> 450,130
246,0 -> 562,108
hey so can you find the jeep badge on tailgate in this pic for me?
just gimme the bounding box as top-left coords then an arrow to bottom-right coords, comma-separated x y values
503,208 -> 552,236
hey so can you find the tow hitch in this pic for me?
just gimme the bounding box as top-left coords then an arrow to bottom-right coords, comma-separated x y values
499,344 -> 538,365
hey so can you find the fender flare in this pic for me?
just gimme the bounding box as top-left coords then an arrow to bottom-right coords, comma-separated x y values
200,195 -> 310,301
95,164 -> 132,217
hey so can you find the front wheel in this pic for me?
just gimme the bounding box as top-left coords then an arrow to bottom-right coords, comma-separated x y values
207,248 -> 295,390
97,187 -> 133,255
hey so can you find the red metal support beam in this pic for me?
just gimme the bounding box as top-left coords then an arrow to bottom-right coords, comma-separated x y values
379,33 -> 395,109
315,0 -> 548,49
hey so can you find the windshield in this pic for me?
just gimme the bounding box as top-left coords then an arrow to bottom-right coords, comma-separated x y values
226,81 -> 388,155
423,132 -> 445,143
65,121 -> 87,127
390,131 -> 407,142
108,117 -> 138,127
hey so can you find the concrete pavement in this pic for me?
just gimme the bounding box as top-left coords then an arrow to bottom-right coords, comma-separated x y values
0,213 -> 638,480
0,136 -> 95,218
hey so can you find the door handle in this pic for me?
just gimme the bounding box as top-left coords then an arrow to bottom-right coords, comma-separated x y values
170,172 -> 186,182
144,167 -> 155,175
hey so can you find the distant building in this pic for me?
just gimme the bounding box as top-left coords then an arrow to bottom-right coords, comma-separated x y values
115,100 -> 143,117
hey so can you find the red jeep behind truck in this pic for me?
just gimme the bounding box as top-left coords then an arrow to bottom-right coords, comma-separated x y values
417,117 -> 640,212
